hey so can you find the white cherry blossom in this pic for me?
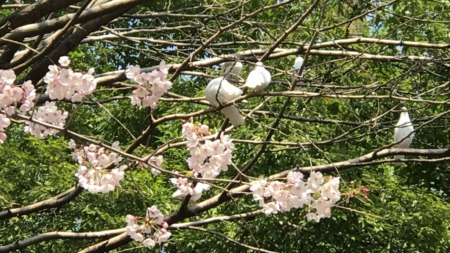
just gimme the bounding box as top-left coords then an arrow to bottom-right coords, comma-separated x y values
250,171 -> 340,222
44,56 -> 97,102
70,139 -> 126,193
126,205 -> 171,248
24,101 -> 68,139
126,61 -> 172,109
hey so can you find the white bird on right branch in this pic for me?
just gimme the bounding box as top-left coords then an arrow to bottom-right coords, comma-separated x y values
242,61 -> 271,91
393,107 -> 414,160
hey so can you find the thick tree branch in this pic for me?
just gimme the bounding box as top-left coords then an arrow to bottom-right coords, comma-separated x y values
0,186 -> 83,220
77,232 -> 131,253
1,0 -> 145,45
0,0 -> 81,36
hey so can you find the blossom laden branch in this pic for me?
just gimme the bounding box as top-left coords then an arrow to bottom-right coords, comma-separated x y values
169,120 -> 234,203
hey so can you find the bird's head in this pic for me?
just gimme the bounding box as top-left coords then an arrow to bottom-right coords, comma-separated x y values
294,56 -> 304,64
234,62 -> 243,68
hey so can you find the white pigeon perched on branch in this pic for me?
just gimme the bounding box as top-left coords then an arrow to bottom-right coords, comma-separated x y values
293,56 -> 304,72
205,77 -> 244,126
242,61 -> 271,91
220,61 -> 242,83
292,56 -> 305,90
393,107 -> 414,160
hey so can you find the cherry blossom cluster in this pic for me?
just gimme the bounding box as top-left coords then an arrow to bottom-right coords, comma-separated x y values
0,69 -> 36,143
138,155 -> 165,176
183,121 -> 233,178
44,56 -> 97,102
126,205 -> 171,248
170,176 -> 211,202
0,114 -> 10,144
169,121 -> 234,202
70,139 -> 126,193
125,61 -> 172,108
0,72 -> 36,115
250,171 -> 340,222
24,101 -> 68,138
1,57 -> 98,143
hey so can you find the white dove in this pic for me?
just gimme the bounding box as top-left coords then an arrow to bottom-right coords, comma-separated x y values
292,56 -> 305,90
393,107 -> 414,160
205,77 -> 244,126
220,61 -> 243,83
293,56 -> 304,71
242,61 -> 271,91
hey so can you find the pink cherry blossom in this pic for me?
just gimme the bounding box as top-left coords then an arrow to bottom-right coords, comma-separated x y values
24,101 -> 68,139
0,70 -> 36,144
142,238 -> 156,247
306,171 -> 324,193
169,121 -> 234,202
191,182 -> 211,202
170,177 -> 194,198
70,139 -> 126,193
306,212 -> 320,222
0,114 -> 11,144
125,65 -> 141,80
250,179 -> 267,201
44,56 -> 97,102
0,69 -> 16,85
250,171 -> 340,222
126,62 -> 172,109
136,155 -> 164,176
182,121 -> 233,179
155,228 -> 171,243
19,81 -> 36,113
126,205 -> 171,248
0,132 -> 7,144
0,114 -> 10,129
58,56 -> 70,67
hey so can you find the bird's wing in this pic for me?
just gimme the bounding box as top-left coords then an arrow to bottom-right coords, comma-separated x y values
243,69 -> 264,88
205,78 -> 222,107
219,82 -> 243,102
293,57 -> 304,70
220,62 -> 233,76
230,62 -> 243,76
394,124 -> 414,147
261,68 -> 271,85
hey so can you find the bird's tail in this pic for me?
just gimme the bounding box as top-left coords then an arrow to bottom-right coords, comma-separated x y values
392,155 -> 406,166
291,69 -> 299,85
394,155 -> 405,160
221,106 -> 244,126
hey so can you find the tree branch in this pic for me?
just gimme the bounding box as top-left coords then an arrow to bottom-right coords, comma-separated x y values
0,186 -> 83,220
0,228 -> 125,253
